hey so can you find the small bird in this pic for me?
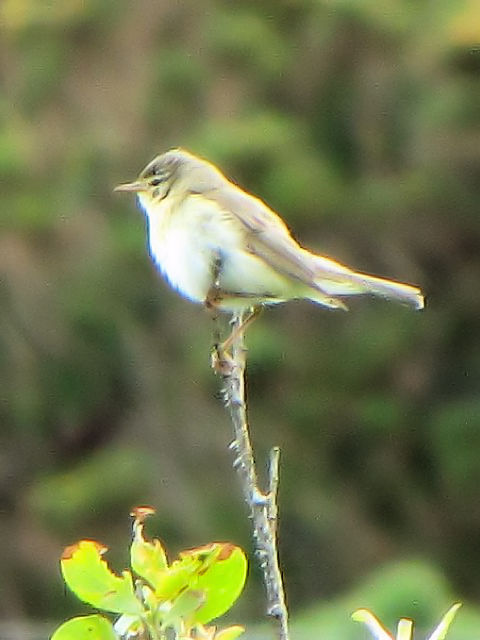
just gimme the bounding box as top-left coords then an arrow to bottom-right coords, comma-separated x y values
115,148 -> 424,313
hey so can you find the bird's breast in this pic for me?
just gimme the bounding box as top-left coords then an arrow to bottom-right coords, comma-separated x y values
140,194 -> 243,304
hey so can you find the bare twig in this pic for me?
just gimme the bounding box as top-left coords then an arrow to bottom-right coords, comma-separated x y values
215,311 -> 289,640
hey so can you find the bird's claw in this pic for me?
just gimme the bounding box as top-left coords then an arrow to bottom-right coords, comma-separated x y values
211,344 -> 235,376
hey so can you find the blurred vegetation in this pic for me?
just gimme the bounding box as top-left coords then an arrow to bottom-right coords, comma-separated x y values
0,0 -> 479,635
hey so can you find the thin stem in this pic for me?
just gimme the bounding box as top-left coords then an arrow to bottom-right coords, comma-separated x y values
217,312 -> 289,640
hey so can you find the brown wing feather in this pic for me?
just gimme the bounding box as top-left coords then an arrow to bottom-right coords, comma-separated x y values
201,181 -> 321,288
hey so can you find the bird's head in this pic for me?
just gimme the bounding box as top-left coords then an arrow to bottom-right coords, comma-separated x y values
115,148 -> 223,208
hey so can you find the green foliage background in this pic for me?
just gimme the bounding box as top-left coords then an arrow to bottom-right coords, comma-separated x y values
0,0 -> 479,635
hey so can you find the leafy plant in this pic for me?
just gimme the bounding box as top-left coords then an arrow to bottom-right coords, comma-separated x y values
352,603 -> 462,640
51,506 -> 247,640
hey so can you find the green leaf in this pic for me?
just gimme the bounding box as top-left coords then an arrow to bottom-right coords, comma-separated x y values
51,614 -> 117,640
154,543 -> 247,625
190,544 -> 248,624
214,625 -> 245,640
161,589 -> 206,630
429,603 -> 462,640
152,542 -> 247,624
113,613 -> 145,637
153,543 -> 220,601
130,509 -> 168,587
61,540 -> 142,615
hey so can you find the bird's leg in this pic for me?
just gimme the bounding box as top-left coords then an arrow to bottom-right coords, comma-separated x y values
222,306 -> 263,354
205,256 -> 264,373
204,254 -> 224,342
210,306 -> 263,375
205,256 -> 234,373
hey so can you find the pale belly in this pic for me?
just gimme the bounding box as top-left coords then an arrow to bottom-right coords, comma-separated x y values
140,194 -> 292,309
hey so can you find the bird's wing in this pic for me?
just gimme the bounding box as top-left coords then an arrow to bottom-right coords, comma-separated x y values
201,181 -> 324,288
191,174 -> 423,310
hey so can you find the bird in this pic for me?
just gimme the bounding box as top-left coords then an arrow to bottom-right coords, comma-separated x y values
115,148 -> 424,314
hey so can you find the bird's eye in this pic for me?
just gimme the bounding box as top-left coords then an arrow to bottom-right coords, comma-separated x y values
150,177 -> 163,187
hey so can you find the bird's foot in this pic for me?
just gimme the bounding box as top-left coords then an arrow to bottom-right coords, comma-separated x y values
211,342 -> 235,376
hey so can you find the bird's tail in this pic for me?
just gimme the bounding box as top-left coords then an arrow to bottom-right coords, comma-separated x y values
311,255 -> 424,310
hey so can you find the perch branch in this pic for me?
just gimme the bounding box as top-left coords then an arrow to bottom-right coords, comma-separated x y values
215,311 -> 289,640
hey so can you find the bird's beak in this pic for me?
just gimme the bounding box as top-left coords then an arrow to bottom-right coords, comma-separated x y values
114,180 -> 146,193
